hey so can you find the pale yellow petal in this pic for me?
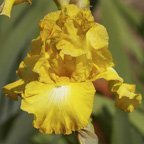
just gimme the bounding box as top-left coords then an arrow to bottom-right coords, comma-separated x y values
21,81 -> 95,134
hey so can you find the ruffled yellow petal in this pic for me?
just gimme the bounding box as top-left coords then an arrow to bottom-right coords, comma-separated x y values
56,19 -> 84,57
21,81 -> 95,134
17,55 -> 39,82
29,37 -> 43,56
3,79 -> 25,99
61,4 -> 80,17
115,83 -> 142,112
74,9 -> 94,34
95,68 -> 142,112
32,56 -> 54,83
71,55 -> 93,82
48,55 -> 75,80
91,48 -> 114,74
0,0 -> 31,17
86,23 -> 109,50
40,11 -> 61,29
56,39 -> 86,57
37,4 -> 113,82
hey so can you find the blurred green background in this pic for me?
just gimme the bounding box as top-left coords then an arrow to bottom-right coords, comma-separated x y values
0,0 -> 144,144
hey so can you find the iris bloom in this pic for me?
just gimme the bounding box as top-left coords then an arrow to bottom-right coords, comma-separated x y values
3,5 -> 142,134
0,0 -> 31,17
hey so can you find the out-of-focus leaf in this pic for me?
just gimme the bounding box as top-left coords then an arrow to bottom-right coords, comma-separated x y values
78,122 -> 98,144
99,0 -> 141,144
32,133 -> 79,144
0,0 -> 57,88
0,0 -> 57,124
93,95 -> 115,116
32,134 -> 67,144
100,0 -> 144,109
110,0 -> 144,108
100,1 -> 132,81
129,110 -> 144,135
100,0 -> 144,111
112,0 -> 143,28
2,113 -> 35,144
92,95 -> 144,144
0,0 -> 57,143
111,110 -> 133,144
117,0 -> 144,64
131,126 -> 144,144
0,113 -> 18,141
113,0 -> 144,64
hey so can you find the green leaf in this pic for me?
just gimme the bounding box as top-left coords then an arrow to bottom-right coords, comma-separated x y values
129,110 -> 144,135
112,0 -> 143,28
0,0 -> 57,124
32,134 -> 67,144
2,113 -> 35,144
0,0 -> 58,143
100,0 -> 143,77
32,133 -> 79,144
131,126 -> 144,144
111,111 -> 133,144
93,95 -> 115,116
99,1 -> 141,143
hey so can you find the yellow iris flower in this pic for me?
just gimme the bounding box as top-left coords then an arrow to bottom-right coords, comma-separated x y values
0,0 -> 31,17
3,5 -> 142,134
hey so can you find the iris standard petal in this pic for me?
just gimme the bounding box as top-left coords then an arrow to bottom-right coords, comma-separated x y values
86,23 -> 109,50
